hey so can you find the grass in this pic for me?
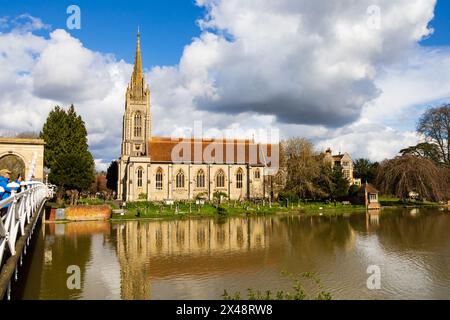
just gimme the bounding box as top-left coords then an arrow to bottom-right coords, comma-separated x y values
290,201 -> 366,215
77,198 -> 119,208
110,200 -> 367,220
112,201 -> 282,220
49,195 -> 445,222
223,271 -> 332,300
379,195 -> 441,207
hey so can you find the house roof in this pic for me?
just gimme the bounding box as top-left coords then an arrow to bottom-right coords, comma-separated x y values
358,183 -> 379,194
332,154 -> 345,161
148,137 -> 276,166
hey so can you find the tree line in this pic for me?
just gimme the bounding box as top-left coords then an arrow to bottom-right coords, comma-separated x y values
272,104 -> 450,203
38,103 -> 449,204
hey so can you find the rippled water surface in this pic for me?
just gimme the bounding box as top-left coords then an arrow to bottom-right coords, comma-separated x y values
17,207 -> 450,300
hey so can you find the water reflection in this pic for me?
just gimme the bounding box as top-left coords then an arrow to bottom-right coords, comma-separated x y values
18,222 -> 110,299
365,211 -> 380,231
18,207 -> 450,300
114,217 -> 275,299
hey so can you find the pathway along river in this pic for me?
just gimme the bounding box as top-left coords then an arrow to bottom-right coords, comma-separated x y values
15,207 -> 450,300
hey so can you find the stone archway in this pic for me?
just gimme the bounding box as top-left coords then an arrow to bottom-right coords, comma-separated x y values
0,138 -> 45,181
0,154 -> 25,180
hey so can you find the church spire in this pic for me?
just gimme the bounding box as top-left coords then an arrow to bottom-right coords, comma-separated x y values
130,28 -> 145,99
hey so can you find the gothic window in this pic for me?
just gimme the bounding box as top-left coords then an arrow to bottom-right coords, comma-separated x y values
155,168 -> 163,190
176,170 -> 185,189
254,169 -> 260,180
216,169 -> 225,188
236,169 -> 243,189
137,167 -> 143,187
196,169 -> 205,188
134,112 -> 142,137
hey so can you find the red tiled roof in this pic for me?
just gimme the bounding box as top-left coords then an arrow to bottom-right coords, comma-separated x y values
358,183 -> 379,194
148,137 -> 276,166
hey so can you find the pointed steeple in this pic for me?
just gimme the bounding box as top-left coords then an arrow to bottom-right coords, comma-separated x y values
130,28 -> 145,100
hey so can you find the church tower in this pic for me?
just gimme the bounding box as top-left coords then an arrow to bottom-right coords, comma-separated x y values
121,29 -> 151,157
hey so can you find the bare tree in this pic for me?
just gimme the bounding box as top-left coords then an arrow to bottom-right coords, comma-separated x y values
376,155 -> 448,202
417,104 -> 450,165
265,142 -> 286,200
283,138 -> 323,199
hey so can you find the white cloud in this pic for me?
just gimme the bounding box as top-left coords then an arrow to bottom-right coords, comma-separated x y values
0,14 -> 50,32
0,27 -> 128,169
164,0 -> 436,127
32,29 -> 115,103
12,14 -> 51,32
315,121 -> 420,162
365,47 -> 450,128
147,0 -> 440,161
1,2 -> 449,170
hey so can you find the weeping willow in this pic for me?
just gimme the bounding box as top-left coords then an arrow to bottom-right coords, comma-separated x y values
376,155 -> 449,202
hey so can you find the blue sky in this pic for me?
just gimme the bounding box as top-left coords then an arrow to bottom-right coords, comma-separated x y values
0,0 -> 204,66
421,0 -> 450,46
1,1 -> 449,67
1,0 -> 450,168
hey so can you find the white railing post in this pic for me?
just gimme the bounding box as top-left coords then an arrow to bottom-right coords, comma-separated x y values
0,181 -> 54,273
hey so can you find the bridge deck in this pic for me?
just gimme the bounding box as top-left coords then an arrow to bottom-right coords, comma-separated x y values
0,182 -> 53,300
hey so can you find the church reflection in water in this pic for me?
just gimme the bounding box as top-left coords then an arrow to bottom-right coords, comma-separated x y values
113,217 -> 275,299
19,206 -> 450,300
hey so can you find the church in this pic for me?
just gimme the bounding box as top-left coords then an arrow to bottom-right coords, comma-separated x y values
117,32 -> 277,202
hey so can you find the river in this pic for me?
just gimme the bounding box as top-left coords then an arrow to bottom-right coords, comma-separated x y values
16,207 -> 450,300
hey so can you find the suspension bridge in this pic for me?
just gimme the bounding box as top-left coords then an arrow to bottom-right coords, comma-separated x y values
0,155 -> 54,300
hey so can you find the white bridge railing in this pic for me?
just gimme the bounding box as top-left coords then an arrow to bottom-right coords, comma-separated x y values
0,181 -> 54,278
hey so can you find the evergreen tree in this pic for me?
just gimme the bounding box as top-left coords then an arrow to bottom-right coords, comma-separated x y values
353,158 -> 378,184
106,160 -> 118,192
50,153 -> 94,190
400,142 -> 443,165
348,184 -> 360,198
330,167 -> 350,199
40,105 -> 95,190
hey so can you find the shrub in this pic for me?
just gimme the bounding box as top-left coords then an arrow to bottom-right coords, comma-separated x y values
138,193 -> 147,200
217,205 -> 227,215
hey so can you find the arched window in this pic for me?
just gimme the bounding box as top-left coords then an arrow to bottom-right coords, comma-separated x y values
134,112 -> 142,137
137,167 -> 143,187
155,168 -> 163,190
176,170 -> 185,188
196,169 -> 205,188
236,169 -> 243,189
216,169 -> 225,188
254,169 -> 260,180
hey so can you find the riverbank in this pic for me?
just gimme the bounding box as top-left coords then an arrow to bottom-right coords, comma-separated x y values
379,196 -> 445,208
45,198 -> 448,223
109,201 -> 368,221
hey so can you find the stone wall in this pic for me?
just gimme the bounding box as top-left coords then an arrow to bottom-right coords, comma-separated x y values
118,158 -> 266,202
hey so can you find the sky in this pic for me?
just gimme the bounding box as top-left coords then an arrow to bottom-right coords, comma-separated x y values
1,0 -> 450,171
